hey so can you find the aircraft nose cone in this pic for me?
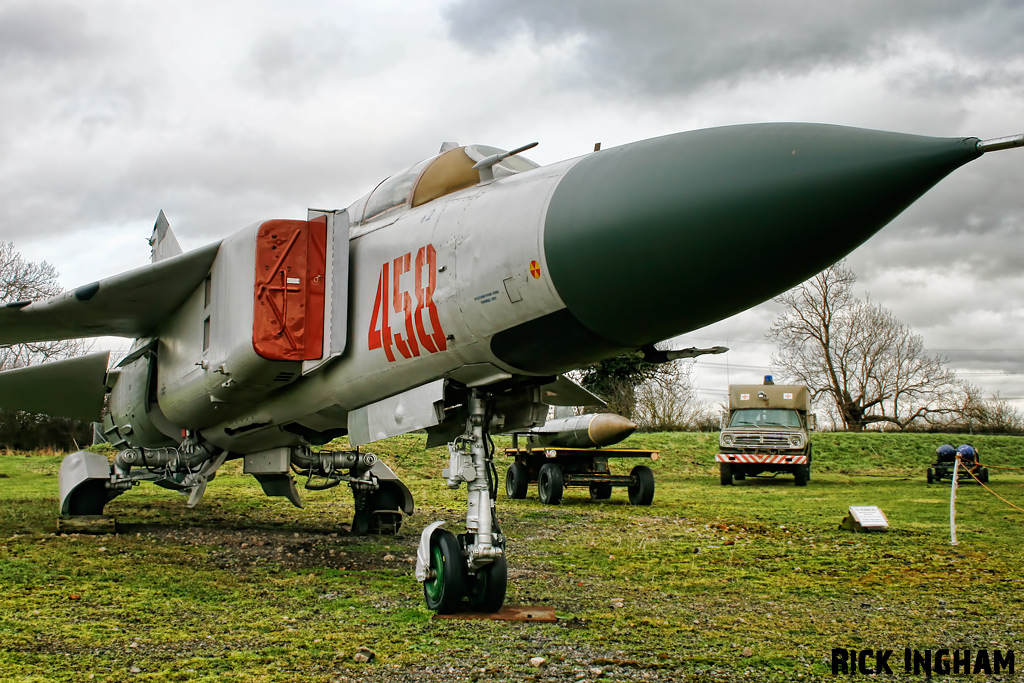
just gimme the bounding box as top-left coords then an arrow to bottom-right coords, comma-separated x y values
542,123 -> 980,349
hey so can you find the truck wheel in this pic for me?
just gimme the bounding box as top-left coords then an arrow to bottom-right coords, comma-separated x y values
734,470 -> 746,481
794,464 -> 809,486
589,483 -> 612,500
505,463 -> 529,499
926,468 -> 934,484
719,463 -> 733,486
538,464 -> 564,505
628,465 -> 655,505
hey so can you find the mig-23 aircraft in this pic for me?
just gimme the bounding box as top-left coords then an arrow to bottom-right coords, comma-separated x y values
0,123 -> 1020,613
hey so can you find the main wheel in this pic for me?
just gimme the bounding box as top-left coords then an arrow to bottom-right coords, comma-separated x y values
537,463 -> 564,505
423,529 -> 465,614
979,467 -> 989,484
719,463 -> 733,486
352,483 -> 405,535
628,465 -> 655,505
505,462 -> 529,499
466,553 -> 508,613
589,482 -> 613,500
794,464 -> 809,486
927,468 -> 934,484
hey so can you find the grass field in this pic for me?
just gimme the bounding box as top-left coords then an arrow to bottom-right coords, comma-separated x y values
1,432 -> 1022,682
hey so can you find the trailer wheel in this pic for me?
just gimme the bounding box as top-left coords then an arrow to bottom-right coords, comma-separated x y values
589,483 -> 612,500
979,467 -> 989,484
926,468 -> 934,484
628,465 -> 655,505
734,470 -> 746,481
719,463 -> 733,486
505,463 -> 529,499
794,464 -> 809,486
538,464 -> 564,505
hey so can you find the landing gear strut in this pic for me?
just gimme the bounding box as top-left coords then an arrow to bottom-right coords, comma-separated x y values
416,389 -> 507,613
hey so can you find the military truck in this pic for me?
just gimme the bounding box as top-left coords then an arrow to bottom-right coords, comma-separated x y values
716,377 -> 814,486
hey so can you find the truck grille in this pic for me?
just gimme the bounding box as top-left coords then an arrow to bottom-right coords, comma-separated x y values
731,432 -> 793,448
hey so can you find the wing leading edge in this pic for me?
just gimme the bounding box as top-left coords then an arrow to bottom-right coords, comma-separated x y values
0,241 -> 221,345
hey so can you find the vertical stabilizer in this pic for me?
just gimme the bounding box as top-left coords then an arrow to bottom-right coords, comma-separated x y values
149,210 -> 183,262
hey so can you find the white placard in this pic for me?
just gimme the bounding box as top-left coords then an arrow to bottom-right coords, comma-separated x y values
783,392 -> 793,399
849,505 -> 889,528
740,393 -> 750,400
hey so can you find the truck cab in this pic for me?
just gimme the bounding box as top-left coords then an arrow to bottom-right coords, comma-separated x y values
717,377 -> 814,486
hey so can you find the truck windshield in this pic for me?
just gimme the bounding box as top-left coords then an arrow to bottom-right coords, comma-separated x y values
729,409 -> 802,428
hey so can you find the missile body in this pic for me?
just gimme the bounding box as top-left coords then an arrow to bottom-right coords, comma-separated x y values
529,412 -> 637,449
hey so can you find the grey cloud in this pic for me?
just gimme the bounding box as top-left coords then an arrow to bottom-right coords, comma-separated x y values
237,28 -> 349,97
0,1 -> 93,65
444,0 -> 1021,96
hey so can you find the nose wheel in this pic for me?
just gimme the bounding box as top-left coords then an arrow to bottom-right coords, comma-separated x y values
466,548 -> 508,612
417,388 -> 512,614
422,529 -> 465,613
421,527 -> 509,614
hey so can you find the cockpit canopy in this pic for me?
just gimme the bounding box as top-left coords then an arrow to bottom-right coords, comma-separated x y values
347,144 -> 540,225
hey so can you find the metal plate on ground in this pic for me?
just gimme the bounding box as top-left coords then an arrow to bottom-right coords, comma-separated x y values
56,515 -> 117,534
433,605 -> 557,622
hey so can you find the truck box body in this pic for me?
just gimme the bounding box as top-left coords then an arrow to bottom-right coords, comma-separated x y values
717,379 -> 813,485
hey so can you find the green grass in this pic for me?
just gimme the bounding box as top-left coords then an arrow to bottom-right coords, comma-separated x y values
1,432 -> 1022,682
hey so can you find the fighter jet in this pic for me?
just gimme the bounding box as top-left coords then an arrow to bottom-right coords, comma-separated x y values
0,123 -> 1020,613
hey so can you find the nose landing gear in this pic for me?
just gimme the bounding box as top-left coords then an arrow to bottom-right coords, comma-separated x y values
416,389 -> 508,614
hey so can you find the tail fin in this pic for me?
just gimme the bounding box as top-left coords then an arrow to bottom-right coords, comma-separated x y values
148,210 -> 183,263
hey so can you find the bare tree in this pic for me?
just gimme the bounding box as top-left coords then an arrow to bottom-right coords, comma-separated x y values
577,351 -> 659,419
769,261 -> 963,431
951,384 -> 1024,434
633,362 -> 713,431
0,242 -> 88,370
1,242 -> 95,450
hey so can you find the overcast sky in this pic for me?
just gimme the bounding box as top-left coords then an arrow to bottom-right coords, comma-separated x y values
2,0 -> 1022,411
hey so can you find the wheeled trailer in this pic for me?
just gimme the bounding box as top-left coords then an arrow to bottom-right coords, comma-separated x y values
504,434 -> 659,505
928,444 -> 988,484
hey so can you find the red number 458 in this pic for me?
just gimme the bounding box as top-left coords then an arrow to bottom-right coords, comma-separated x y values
368,244 -> 447,362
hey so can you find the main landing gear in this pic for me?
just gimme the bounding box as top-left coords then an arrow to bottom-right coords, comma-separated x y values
415,389 -> 508,614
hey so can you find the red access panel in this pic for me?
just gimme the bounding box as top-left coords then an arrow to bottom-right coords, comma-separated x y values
253,216 -> 327,360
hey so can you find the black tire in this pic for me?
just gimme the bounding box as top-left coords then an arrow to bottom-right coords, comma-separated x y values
537,463 -> 564,505
466,553 -> 508,613
423,530 -> 465,614
505,462 -> 529,499
794,464 -> 809,486
979,468 -> 989,484
589,482 -> 613,500
926,468 -> 934,484
628,465 -> 655,505
734,470 -> 746,481
719,463 -> 732,486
